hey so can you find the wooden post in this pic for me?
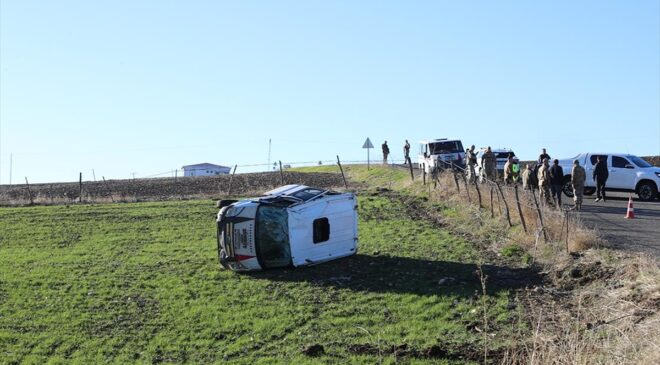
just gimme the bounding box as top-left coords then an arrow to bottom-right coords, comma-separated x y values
565,212 -> 570,253
422,164 -> 426,185
514,184 -> 527,233
25,177 -> 34,205
408,159 -> 414,181
102,177 -> 115,202
279,161 -> 285,185
473,179 -> 482,208
489,185 -> 494,218
461,173 -> 472,203
49,184 -> 54,204
496,183 -> 512,227
226,165 -> 238,197
79,172 -> 83,203
336,156 -> 348,189
531,189 -> 547,242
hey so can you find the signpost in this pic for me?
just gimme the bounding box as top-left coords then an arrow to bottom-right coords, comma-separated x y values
362,137 -> 374,170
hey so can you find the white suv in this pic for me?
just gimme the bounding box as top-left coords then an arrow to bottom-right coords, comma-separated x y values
558,153 -> 659,201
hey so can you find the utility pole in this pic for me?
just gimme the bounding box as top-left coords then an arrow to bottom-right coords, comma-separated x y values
131,172 -> 136,180
9,153 -> 12,187
92,169 -> 96,181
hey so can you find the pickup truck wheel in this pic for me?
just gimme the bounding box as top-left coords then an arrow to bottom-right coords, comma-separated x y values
637,181 -> 657,202
584,188 -> 595,196
562,177 -> 574,198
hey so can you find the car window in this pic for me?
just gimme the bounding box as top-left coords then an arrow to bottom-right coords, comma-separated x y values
589,155 -> 608,166
629,156 -> 652,168
612,156 -> 631,168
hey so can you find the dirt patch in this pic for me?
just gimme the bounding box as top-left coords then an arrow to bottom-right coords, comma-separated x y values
301,344 -> 325,357
346,342 -> 501,361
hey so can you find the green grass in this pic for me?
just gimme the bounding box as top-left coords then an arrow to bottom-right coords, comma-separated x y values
0,188 -> 524,363
294,165 -> 411,189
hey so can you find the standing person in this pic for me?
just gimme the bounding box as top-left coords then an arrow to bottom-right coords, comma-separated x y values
593,156 -> 609,202
571,160 -> 586,210
537,158 -> 552,205
403,140 -> 411,165
466,145 -> 477,182
521,164 -> 533,190
503,156 -> 514,184
549,159 -> 564,208
538,148 -> 551,164
382,141 -> 390,165
481,146 -> 497,182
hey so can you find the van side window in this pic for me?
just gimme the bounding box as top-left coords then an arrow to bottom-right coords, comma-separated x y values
313,218 -> 330,243
589,155 -> 607,166
612,156 -> 630,168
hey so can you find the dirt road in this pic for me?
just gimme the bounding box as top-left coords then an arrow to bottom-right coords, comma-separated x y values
576,192 -> 660,257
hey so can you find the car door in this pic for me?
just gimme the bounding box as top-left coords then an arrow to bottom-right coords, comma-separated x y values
585,154 -> 608,187
608,155 -> 636,189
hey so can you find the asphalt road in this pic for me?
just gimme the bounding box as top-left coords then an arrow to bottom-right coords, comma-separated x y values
571,192 -> 660,257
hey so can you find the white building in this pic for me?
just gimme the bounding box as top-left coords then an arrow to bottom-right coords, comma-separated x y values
182,163 -> 231,177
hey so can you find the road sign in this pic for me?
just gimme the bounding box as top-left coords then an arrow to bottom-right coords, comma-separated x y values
362,137 -> 374,169
362,138 -> 374,149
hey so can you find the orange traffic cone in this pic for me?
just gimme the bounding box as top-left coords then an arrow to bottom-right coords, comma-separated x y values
624,196 -> 635,219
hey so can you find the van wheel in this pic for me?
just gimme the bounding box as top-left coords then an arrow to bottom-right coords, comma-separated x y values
562,177 -> 574,197
637,181 -> 657,202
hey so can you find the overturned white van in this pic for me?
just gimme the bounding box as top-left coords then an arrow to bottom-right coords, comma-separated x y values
216,185 -> 359,271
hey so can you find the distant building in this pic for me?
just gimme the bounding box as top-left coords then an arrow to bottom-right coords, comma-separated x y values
182,163 -> 231,177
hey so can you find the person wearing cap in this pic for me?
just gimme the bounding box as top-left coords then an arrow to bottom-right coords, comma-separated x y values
549,159 -> 564,208
571,160 -> 586,210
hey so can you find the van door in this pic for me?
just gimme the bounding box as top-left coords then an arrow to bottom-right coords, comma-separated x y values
608,155 -> 636,189
585,154 -> 608,187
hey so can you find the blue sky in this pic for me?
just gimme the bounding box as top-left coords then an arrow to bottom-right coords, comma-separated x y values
1,0 -> 658,183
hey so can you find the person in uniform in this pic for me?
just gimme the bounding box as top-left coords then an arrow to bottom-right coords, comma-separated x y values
537,158 -> 553,206
466,145 -> 477,182
481,146 -> 497,182
521,164 -> 533,189
382,141 -> 390,165
403,140 -> 411,165
571,160 -> 586,210
503,156 -> 514,184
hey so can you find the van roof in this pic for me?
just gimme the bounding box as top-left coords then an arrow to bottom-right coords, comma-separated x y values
419,138 -> 461,143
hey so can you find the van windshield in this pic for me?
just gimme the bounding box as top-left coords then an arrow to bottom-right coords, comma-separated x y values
428,141 -> 463,155
255,205 -> 292,268
629,156 -> 652,168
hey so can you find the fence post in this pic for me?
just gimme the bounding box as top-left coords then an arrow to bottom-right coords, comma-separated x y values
514,184 -> 527,233
408,159 -> 414,181
279,161 -> 285,185
102,177 -> 115,202
565,211 -> 570,253
25,177 -> 34,205
461,173 -> 472,203
496,183 -> 512,227
226,165 -> 238,197
473,179 -> 482,208
531,189 -> 547,242
489,185 -> 494,218
49,184 -> 54,204
336,156 -> 348,189
422,164 -> 426,185
79,172 -> 83,203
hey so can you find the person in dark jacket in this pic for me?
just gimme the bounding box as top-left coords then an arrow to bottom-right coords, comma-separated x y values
593,156 -> 609,202
549,159 -> 564,208
538,148 -> 551,164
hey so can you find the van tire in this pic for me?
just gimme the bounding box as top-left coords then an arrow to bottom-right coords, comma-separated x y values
636,181 -> 658,202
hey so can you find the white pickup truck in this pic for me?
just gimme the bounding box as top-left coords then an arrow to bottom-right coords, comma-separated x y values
216,185 -> 359,271
558,153 -> 659,201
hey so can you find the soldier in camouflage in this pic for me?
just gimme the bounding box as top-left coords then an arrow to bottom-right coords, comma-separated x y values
571,160 -> 586,211
466,145 -> 477,182
521,165 -> 533,190
481,146 -> 497,182
503,156 -> 514,184
537,158 -> 553,206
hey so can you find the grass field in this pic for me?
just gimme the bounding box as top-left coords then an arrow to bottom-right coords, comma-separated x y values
0,183 -> 527,363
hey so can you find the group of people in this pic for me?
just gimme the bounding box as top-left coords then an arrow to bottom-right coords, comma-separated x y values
381,140 -> 412,165
380,140 -> 609,212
